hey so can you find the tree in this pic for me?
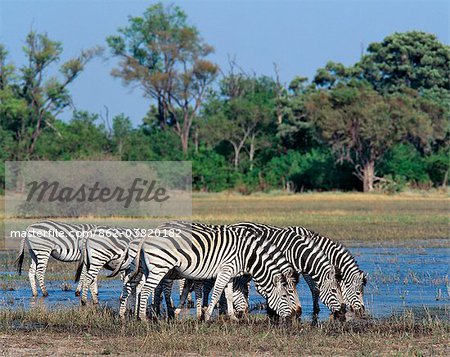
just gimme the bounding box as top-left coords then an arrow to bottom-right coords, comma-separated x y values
305,84 -> 444,192
0,32 -> 99,159
107,3 -> 218,155
359,31 -> 450,93
200,74 -> 275,170
112,113 -> 133,157
35,111 -> 109,160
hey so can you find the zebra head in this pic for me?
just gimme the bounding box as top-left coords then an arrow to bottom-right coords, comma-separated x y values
342,271 -> 367,317
281,268 -> 301,317
256,272 -> 294,320
318,265 -> 346,321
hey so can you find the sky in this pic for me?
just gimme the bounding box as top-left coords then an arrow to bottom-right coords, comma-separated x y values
0,0 -> 448,126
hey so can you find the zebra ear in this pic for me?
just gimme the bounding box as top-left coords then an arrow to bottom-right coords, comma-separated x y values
362,273 -> 368,286
273,274 -> 282,288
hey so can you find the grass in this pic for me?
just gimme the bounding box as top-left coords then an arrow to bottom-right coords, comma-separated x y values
2,192 -> 449,249
0,306 -> 449,356
1,192 -> 449,355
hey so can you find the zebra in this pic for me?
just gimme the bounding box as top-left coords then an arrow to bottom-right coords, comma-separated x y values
130,221 -> 300,321
287,226 -> 367,318
75,224 -> 176,319
15,220 -> 97,298
229,222 -> 347,320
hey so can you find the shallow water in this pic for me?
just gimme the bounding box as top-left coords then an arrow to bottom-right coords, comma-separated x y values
1,246 -> 449,320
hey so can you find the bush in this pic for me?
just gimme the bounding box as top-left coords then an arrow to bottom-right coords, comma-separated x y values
262,149 -> 357,191
379,143 -> 431,185
191,148 -> 231,192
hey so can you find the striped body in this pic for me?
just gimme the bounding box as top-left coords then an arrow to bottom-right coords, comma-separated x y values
134,221 -> 299,321
229,222 -> 347,319
78,226 -> 144,305
15,220 -> 96,297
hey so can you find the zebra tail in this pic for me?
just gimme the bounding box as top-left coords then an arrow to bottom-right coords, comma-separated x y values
129,238 -> 146,281
75,238 -> 88,283
14,238 -> 26,275
74,259 -> 84,283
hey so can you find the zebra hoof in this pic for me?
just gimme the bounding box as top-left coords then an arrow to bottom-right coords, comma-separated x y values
75,291 -> 81,297
42,291 -> 49,297
81,300 -> 87,306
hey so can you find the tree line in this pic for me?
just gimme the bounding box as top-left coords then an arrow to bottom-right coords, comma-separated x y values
1,3 -> 449,193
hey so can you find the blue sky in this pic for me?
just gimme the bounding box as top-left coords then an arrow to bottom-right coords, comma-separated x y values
0,0 -> 448,126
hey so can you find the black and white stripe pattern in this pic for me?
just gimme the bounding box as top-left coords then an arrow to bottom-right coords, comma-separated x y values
15,220 -> 96,298
132,221 -> 299,321
77,226 -> 144,306
229,222 -> 347,319
287,226 -> 367,317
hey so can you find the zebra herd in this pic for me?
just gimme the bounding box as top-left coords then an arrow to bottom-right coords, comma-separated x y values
15,219 -> 367,322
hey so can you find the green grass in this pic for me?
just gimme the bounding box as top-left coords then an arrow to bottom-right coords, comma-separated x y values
0,306 -> 449,356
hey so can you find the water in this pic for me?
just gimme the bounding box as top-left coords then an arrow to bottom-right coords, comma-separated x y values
1,246 -> 449,320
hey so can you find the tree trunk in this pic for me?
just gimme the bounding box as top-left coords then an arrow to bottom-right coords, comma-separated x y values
441,168 -> 449,188
194,128 -> 199,153
362,161 -> 375,192
181,133 -> 189,156
249,134 -> 255,171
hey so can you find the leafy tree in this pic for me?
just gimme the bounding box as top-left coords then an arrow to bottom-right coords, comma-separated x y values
425,147 -> 450,188
191,147 -> 230,191
107,3 -> 218,155
305,85 -> 444,192
112,113 -> 133,157
0,33 -> 99,159
200,74 -> 276,170
35,111 -> 108,159
379,143 -> 430,184
359,31 -> 450,93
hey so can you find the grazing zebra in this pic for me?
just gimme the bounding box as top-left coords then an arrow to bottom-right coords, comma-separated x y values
229,222 -> 347,320
129,221 -> 300,321
287,226 -> 367,318
77,226 -> 142,305
15,220 -> 97,297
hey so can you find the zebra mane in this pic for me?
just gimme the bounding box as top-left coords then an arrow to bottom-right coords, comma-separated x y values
300,228 -> 363,275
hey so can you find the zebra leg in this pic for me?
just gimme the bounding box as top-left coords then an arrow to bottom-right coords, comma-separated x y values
133,272 -> 145,318
224,281 -> 238,321
90,276 -> 99,305
219,291 -> 227,315
152,283 -> 164,317
35,254 -> 50,297
28,259 -> 38,297
194,281 -> 204,319
119,270 -> 143,319
175,279 -> 193,317
81,264 -> 102,305
75,264 -> 87,297
162,279 -> 175,320
304,274 -> 319,320
138,267 -> 171,320
204,268 -> 234,321
202,279 -> 213,309
119,274 -> 134,319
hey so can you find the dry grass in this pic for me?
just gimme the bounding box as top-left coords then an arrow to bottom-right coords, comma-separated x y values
2,192 -> 449,250
0,306 -> 449,356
